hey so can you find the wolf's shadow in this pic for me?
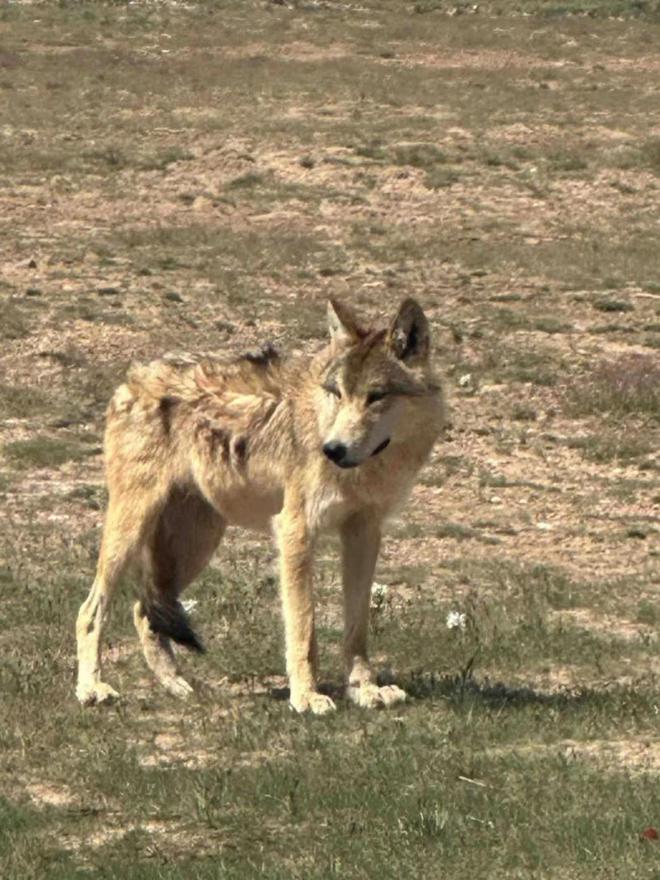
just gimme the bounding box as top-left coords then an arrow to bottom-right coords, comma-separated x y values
270,672 -> 611,710
403,670 -> 613,710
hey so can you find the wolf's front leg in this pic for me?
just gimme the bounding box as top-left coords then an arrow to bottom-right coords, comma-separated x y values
275,498 -> 335,715
341,513 -> 406,709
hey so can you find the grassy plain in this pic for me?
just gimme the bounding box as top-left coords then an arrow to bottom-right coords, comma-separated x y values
0,1 -> 658,877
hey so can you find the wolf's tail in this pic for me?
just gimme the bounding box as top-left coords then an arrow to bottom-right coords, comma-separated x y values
143,597 -> 205,653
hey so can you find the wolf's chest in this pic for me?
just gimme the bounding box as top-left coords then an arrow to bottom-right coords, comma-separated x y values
304,483 -> 353,532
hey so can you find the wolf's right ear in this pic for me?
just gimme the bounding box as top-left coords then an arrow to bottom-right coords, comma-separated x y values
327,299 -> 362,345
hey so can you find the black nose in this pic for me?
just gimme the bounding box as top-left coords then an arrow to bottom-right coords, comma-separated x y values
323,441 -> 348,464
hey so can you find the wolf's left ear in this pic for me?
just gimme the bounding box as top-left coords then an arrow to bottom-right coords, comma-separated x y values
388,298 -> 430,363
327,299 -> 362,345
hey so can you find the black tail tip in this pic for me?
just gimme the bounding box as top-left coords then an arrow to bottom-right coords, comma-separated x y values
145,600 -> 205,654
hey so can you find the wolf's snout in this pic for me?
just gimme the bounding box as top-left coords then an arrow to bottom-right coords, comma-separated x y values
323,441 -> 348,465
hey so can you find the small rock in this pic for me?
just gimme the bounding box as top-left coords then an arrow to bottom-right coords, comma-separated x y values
25,287 -> 42,297
164,291 -> 184,303
192,195 -> 214,212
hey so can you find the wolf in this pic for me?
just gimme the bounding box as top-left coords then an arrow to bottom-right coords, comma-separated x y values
75,298 -> 446,714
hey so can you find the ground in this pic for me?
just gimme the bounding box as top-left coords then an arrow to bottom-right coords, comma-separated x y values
0,1 -> 658,878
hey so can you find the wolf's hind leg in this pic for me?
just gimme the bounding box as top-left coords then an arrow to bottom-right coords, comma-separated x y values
137,487 -> 225,697
341,514 -> 407,709
76,493 -> 161,706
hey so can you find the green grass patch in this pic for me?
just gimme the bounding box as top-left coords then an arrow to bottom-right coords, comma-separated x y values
593,297 -> 634,314
3,435 -> 96,470
0,529 -> 658,879
1,301 -> 34,340
0,384 -> 54,420
636,599 -> 658,625
566,430 -> 655,465
392,142 -> 448,168
488,307 -> 572,335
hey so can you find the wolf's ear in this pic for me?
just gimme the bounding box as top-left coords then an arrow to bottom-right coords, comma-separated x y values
388,298 -> 430,363
327,299 -> 362,345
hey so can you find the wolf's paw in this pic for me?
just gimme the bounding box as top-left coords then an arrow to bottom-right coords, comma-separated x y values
347,682 -> 407,709
290,691 -> 337,716
162,675 -> 194,699
76,681 -> 120,706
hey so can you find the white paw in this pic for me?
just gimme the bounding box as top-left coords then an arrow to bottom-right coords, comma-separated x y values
76,681 -> 120,706
162,675 -> 194,699
290,691 -> 337,715
347,682 -> 407,709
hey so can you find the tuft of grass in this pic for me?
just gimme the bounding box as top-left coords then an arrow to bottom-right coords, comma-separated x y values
436,521 -> 483,542
563,354 -> 660,421
0,384 -> 54,419
227,171 -> 267,189
566,430 -> 655,465
593,298 -> 634,314
531,316 -> 572,334
511,403 -> 538,421
139,146 -> 194,171
3,435 -> 95,470
392,142 -> 447,168
66,483 -> 106,510
1,301 -> 32,340
353,140 -> 387,161
480,346 -> 559,387
424,166 -> 461,189
486,308 -> 572,336
636,599 -> 658,625
548,150 -> 589,174
635,137 -> 660,176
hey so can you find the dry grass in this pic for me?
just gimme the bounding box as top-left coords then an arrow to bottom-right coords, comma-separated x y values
563,354 -> 660,421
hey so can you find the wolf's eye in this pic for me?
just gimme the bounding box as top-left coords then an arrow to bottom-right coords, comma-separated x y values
323,383 -> 341,399
366,390 -> 388,405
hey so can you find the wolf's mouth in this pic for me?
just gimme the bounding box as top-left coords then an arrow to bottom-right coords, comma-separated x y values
370,437 -> 390,457
331,438 -> 391,469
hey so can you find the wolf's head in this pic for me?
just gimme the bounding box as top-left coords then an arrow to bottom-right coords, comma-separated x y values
316,298 -> 442,469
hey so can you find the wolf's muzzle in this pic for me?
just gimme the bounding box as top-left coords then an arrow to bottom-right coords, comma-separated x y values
323,437 -> 391,469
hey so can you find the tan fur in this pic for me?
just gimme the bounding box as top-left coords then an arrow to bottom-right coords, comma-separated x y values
75,299 -> 446,713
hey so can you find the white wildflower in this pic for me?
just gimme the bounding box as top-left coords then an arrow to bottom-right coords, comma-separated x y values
446,610 -> 467,631
371,582 -> 389,604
